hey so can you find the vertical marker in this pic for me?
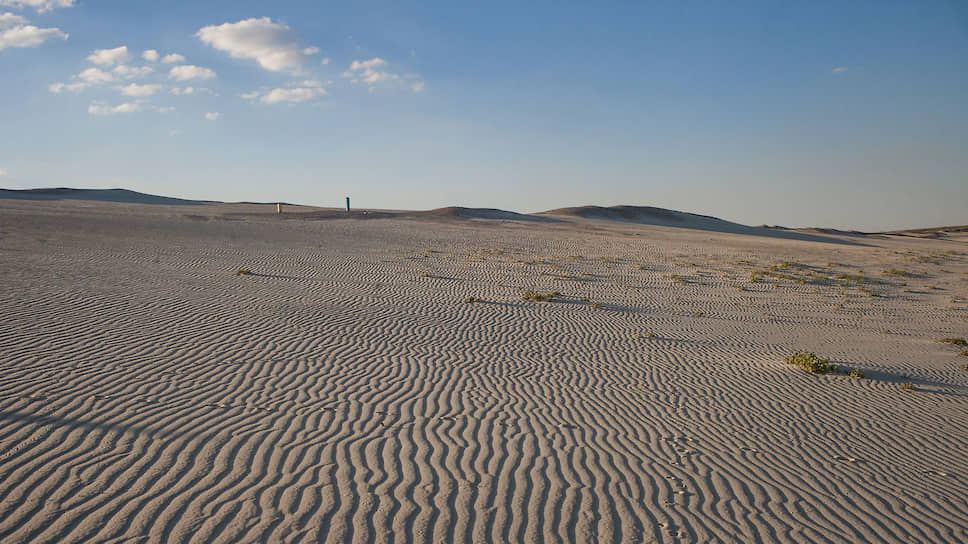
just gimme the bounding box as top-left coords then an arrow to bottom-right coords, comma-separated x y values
346,197 -> 350,212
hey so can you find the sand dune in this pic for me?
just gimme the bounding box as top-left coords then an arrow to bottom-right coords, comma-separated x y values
0,187 -> 206,206
1,198 -> 967,543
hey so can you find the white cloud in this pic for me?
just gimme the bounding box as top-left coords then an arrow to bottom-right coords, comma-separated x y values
88,101 -> 142,115
160,53 -> 185,64
832,66 -> 848,73
260,86 -> 324,104
155,105 -> 175,113
196,17 -> 318,73
204,111 -> 219,120
0,0 -> 74,12
112,64 -> 153,79
0,167 -> 7,176
320,57 -> 329,65
239,90 -> 260,100
0,23 -> 66,50
169,64 -> 216,81
343,57 -> 397,84
77,66 -> 114,84
142,49 -> 159,62
87,45 -> 128,66
118,82 -> 160,97
170,86 -> 194,95
343,57 -> 424,92
0,12 -> 27,28
48,80 -> 85,93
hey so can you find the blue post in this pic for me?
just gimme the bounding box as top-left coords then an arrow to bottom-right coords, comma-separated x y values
346,197 -> 350,212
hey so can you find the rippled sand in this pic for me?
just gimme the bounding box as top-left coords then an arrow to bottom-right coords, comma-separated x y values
1,198 -> 966,543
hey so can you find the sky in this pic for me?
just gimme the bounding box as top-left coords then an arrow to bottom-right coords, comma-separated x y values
0,0 -> 965,231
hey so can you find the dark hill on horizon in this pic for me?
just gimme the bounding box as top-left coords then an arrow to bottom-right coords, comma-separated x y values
0,188 -> 207,206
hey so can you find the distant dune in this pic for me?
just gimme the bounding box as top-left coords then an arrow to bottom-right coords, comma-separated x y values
414,206 -> 558,222
2,188 -> 956,240
541,204 -> 747,229
0,188 -> 206,206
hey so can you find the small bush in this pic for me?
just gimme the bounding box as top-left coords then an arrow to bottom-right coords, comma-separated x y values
785,351 -> 839,374
523,289 -> 559,302
960,350 -> 968,358
901,381 -> 916,392
940,337 -> 968,346
465,296 -> 482,303
236,268 -> 252,276
848,369 -> 865,379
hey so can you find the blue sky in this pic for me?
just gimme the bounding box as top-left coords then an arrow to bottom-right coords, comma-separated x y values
1,0 -> 965,230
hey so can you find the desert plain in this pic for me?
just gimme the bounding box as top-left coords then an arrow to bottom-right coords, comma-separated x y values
0,192 -> 966,543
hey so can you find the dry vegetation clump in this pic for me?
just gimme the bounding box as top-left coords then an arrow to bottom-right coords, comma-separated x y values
523,289 -> 560,302
236,268 -> 253,276
785,351 -> 839,374
940,337 -> 967,346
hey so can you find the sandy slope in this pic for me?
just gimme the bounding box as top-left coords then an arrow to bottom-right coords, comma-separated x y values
1,199 -> 966,543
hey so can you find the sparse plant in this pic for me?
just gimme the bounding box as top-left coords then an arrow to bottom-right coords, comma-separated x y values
900,381 -> 916,392
465,296 -> 482,303
523,289 -> 560,302
236,268 -> 252,276
848,368 -> 865,379
960,350 -> 968,358
785,351 -> 839,374
885,269 -> 910,277
644,331 -> 657,338
940,337 -> 968,346
694,311 -> 705,317
591,302 -> 602,310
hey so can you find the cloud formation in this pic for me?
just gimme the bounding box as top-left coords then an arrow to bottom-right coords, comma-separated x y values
0,12 -> 27,27
87,45 -> 128,65
832,66 -> 848,73
118,83 -> 160,97
88,101 -> 141,115
204,112 -> 219,120
196,17 -> 318,73
0,21 -> 66,50
78,66 -> 114,83
142,49 -> 158,62
160,53 -> 184,64
0,0 -> 74,12
242,79 -> 327,104
343,58 -> 424,93
168,64 -> 216,81
260,86 -> 323,104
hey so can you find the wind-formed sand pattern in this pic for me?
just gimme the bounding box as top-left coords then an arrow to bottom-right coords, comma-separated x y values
1,196 -> 967,543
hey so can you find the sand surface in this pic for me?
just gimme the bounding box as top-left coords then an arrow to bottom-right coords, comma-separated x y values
1,198 -> 967,543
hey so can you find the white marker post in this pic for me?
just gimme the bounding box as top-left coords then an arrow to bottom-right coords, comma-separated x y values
276,203 -> 282,214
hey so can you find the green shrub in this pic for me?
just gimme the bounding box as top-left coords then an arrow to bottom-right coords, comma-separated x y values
940,337 -> 968,346
523,289 -> 559,302
848,368 -> 865,379
236,268 -> 252,276
785,352 -> 839,374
